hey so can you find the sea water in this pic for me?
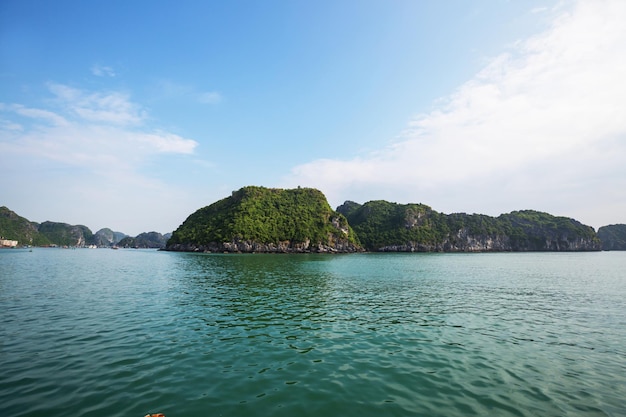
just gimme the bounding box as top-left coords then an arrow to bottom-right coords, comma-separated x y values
1,249 -> 625,417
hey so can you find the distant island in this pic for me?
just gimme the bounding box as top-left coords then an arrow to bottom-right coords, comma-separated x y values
117,232 -> 172,249
0,206 -> 169,249
597,224 -> 626,251
2,187 -> 626,252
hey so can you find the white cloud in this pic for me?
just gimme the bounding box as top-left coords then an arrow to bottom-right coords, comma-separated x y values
0,123 -> 196,169
0,103 -> 68,126
48,83 -> 146,125
284,0 -> 626,228
1,84 -> 197,158
0,84 -> 200,233
133,131 -> 197,154
91,64 -> 116,77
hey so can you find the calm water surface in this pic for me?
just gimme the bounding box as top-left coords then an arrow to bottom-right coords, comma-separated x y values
1,249 -> 625,417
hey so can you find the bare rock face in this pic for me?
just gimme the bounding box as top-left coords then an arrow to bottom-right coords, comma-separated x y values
166,237 -> 363,254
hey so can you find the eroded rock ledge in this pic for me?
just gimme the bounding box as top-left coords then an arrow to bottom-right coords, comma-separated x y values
166,238 -> 363,254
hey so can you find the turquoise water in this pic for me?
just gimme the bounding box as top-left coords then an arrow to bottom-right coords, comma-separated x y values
1,249 -> 625,417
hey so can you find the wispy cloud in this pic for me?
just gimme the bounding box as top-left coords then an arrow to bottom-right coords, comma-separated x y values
0,84 -> 200,233
284,0 -> 626,227
91,64 -> 116,77
47,83 -> 147,125
1,83 -> 198,162
1,103 -> 69,126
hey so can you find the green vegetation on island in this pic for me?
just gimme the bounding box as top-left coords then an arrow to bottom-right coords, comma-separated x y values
0,189 -> 617,252
166,186 -> 361,252
0,206 -> 51,246
37,221 -> 95,247
118,232 -> 171,249
337,201 -> 600,252
498,210 -> 599,251
336,200 -> 447,250
597,224 -> 626,250
0,206 -> 150,248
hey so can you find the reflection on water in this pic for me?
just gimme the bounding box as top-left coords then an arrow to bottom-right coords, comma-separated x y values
1,250 -> 625,417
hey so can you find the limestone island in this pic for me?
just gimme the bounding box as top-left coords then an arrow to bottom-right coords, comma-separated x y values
165,186 -> 362,253
165,186 -> 602,253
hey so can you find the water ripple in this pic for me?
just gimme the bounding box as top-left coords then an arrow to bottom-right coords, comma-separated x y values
1,250 -> 625,416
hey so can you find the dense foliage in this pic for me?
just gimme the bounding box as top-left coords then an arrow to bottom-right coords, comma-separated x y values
0,206 -> 50,246
497,210 -> 599,250
36,221 -> 95,247
339,201 -> 600,251
597,224 -> 626,250
168,186 -> 360,248
337,200 -> 447,249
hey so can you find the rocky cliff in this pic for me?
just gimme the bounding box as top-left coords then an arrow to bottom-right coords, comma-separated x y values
167,237 -> 361,253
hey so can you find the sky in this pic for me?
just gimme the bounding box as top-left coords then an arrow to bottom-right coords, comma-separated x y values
1,0 -> 625,236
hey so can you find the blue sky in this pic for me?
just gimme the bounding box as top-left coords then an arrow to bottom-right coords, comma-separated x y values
1,0 -> 625,236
